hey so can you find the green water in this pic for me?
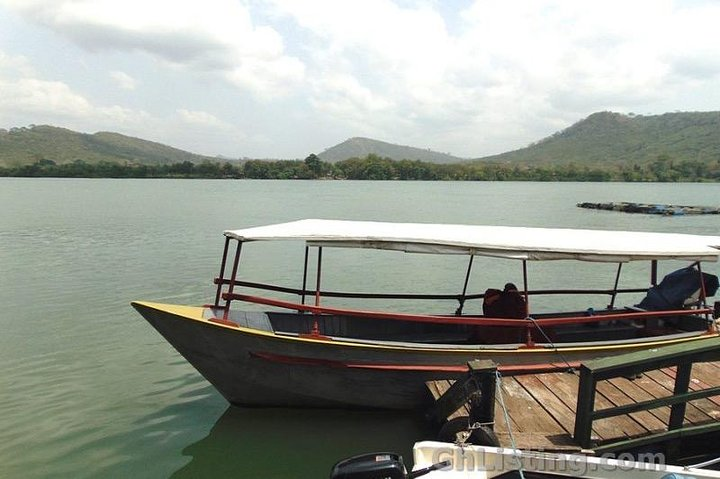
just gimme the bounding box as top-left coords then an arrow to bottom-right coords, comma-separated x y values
1,178 -> 718,478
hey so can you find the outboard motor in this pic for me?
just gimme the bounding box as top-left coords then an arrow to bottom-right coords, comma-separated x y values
638,266 -> 719,311
330,452 -> 450,479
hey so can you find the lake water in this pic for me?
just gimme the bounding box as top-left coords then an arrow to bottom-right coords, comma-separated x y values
1,178 -> 719,478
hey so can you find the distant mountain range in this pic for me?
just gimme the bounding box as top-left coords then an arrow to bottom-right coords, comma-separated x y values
2,111 -> 719,168
479,111 -> 720,165
318,137 -> 464,164
0,125 -> 216,167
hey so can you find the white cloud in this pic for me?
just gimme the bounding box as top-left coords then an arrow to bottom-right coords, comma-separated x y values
2,0 -> 720,157
0,49 -> 154,136
0,50 -> 35,78
0,74 -> 157,131
0,51 -> 93,118
266,0 -> 720,155
109,71 -> 136,90
225,54 -> 305,98
176,109 -> 227,128
0,48 -> 250,156
311,74 -> 392,115
1,0 -> 306,97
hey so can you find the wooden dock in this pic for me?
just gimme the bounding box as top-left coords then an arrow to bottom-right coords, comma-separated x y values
426,337 -> 720,457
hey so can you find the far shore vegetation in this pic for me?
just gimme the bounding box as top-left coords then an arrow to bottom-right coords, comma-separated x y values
1,153 -> 718,182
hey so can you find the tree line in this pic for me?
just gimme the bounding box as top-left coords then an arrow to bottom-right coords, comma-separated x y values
1,154 -> 718,182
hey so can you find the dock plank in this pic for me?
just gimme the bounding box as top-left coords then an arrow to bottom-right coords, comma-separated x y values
646,368 -> 720,420
690,362 -> 720,391
606,376 -> 673,425
495,376 -> 566,436
621,372 -> 714,425
426,359 -> 720,453
514,373 -> 577,435
680,363 -> 720,418
531,371 -> 645,442
592,380 -> 657,440
694,360 -> 720,373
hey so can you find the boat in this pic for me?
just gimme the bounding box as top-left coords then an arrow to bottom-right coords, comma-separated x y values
132,219 -> 720,409
330,441 -> 720,478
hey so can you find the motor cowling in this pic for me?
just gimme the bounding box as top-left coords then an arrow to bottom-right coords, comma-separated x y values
330,453 -> 406,479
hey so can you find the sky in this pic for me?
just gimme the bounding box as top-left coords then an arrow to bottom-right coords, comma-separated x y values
1,0 -> 720,160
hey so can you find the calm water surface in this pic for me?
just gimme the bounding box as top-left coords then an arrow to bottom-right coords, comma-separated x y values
1,179 -> 718,478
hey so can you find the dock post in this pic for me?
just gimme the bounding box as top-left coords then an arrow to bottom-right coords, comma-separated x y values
573,364 -> 597,449
468,359 -> 497,430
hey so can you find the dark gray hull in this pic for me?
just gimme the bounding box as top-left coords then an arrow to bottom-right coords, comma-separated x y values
132,301 -> 715,409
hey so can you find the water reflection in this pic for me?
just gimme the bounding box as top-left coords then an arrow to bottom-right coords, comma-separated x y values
171,406 -> 433,478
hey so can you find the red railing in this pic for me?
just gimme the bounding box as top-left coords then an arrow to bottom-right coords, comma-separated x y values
213,278 -> 649,301
221,292 -> 713,329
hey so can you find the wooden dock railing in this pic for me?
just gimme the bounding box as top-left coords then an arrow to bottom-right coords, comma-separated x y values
574,336 -> 720,453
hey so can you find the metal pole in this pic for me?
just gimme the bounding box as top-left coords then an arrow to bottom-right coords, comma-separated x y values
214,236 -> 231,307
522,260 -> 530,317
223,241 -> 243,320
315,247 -> 323,307
696,262 -> 707,306
651,260 -> 658,286
695,262 -> 713,331
300,245 -> 309,309
522,260 -> 533,347
311,247 -> 323,336
456,254 -> 475,315
609,263 -> 623,309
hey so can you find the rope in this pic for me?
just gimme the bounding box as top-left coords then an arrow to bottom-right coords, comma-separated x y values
495,371 -> 525,479
468,421 -> 495,429
452,377 -> 496,446
526,316 -> 577,374
464,376 -> 495,431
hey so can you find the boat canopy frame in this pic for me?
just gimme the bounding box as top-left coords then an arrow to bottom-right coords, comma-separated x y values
223,219 -> 720,262
210,220 -> 720,342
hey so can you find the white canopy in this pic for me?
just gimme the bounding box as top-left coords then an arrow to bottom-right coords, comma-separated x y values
224,219 -> 720,262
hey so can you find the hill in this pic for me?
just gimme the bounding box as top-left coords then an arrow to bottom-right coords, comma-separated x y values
0,125 -> 216,167
5,111 -> 720,170
478,111 -> 720,165
318,137 -> 464,164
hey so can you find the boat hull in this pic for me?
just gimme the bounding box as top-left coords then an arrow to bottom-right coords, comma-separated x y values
132,301 -> 717,409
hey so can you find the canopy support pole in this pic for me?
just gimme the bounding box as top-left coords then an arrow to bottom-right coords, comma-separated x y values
223,241 -> 243,319
522,260 -> 534,347
315,247 -> 323,307
455,254 -> 475,315
300,246 -> 309,311
311,246 -> 323,335
214,236 -> 231,308
609,263 -> 623,309
522,260 -> 530,317
695,262 -> 714,332
695,261 -> 707,304
651,260 -> 658,286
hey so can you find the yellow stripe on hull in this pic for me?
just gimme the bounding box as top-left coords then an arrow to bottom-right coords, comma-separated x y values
131,300 -> 718,356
